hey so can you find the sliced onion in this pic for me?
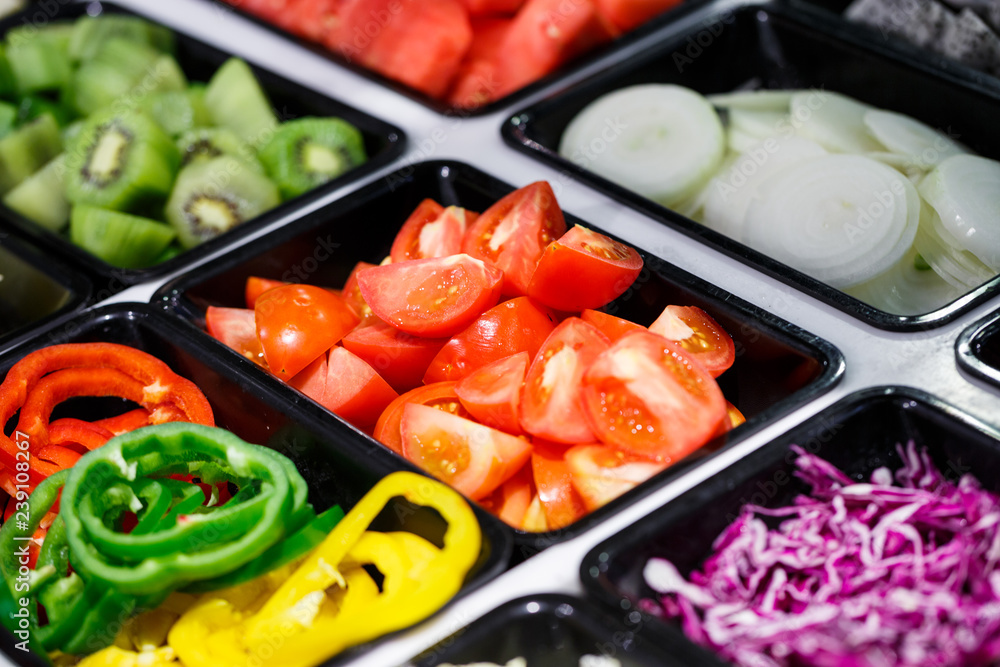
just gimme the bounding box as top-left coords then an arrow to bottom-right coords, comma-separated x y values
918,154 -> 1000,270
791,90 -> 883,154
727,108 -> 786,142
708,90 -> 794,112
743,155 -> 920,288
863,109 -> 967,170
559,84 -> 725,206
726,127 -> 762,154
701,135 -> 827,239
913,199 -> 995,291
843,245 -> 962,315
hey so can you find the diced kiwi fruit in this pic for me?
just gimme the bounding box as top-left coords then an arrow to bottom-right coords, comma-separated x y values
70,204 -> 176,268
0,112 -> 62,194
203,58 -> 277,148
0,102 -> 16,139
68,38 -> 186,116
258,117 -> 367,198
0,45 -> 17,98
16,95 -> 74,127
62,120 -> 85,146
68,15 -> 175,62
165,155 -> 279,248
176,127 -> 263,172
5,24 -> 74,94
3,153 -> 70,231
141,90 -> 211,136
65,108 -> 179,211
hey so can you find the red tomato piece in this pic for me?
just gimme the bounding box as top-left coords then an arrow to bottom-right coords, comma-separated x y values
356,254 -> 503,338
234,0 -> 293,24
520,317 -> 609,444
206,306 -> 265,366
288,353 -> 328,404
245,276 -> 289,309
494,0 -> 618,98
581,330 -> 726,462
595,0 -> 683,31
527,226 -> 643,311
479,462 -> 534,528
401,404 -> 533,500
455,351 -> 529,434
462,182 -> 567,297
648,305 -> 736,378
342,261 -> 378,324
531,442 -> 588,530
390,200 -> 479,263
580,309 -> 644,342
447,18 -> 512,109
565,443 -> 666,512
424,296 -> 558,384
341,320 -> 449,392
283,0 -> 344,41
373,382 -> 469,454
320,347 -> 399,429
522,493 -> 548,532
459,0 -> 525,15
255,284 -> 359,378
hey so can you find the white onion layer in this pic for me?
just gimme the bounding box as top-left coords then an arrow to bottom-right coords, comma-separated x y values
707,90 -> 794,112
743,154 -> 920,288
791,91 -> 883,154
843,246 -> 962,315
863,109 -> 967,170
913,200 -> 995,291
559,84 -> 724,206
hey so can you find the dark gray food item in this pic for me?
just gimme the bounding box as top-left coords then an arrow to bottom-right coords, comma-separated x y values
845,0 -> 953,47
939,8 -> 1000,73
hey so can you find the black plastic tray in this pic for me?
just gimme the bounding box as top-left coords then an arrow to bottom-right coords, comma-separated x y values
956,306 -> 1000,391
0,304 -> 512,667
0,230 -> 90,355
154,159 -> 844,558
579,386 -> 1000,666
209,0 -> 711,117
0,0 -> 404,297
502,0 -> 1000,331
405,593 -> 704,667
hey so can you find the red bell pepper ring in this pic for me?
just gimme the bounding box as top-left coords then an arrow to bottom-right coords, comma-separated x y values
0,343 -> 215,491
48,418 -> 116,452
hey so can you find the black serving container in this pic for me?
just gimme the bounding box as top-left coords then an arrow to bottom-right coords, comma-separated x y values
209,0 -> 710,117
405,594 -> 705,667
579,386 -> 1000,666
956,307 -> 1000,391
0,1 -> 404,297
502,0 -> 1000,331
0,304 -> 512,667
154,159 -> 843,558
0,230 -> 90,355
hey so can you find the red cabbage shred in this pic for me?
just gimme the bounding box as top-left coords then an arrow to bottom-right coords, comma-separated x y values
642,442 -> 1000,666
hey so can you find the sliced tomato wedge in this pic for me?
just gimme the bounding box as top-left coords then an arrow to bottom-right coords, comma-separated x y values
342,261 -> 378,325
520,317 -> 609,443
581,330 -> 726,462
521,493 -> 549,532
648,305 -> 735,378
455,351 -> 529,434
206,306 -> 265,366
531,441 -> 588,530
373,381 -> 470,454
341,320 -> 449,392
527,225 -> 643,311
424,296 -> 558,383
462,182 -> 567,297
288,352 -> 328,403
479,462 -> 534,528
580,309 -> 644,342
401,404 -> 533,500
245,276 -> 289,309
255,284 -> 359,378
565,444 -> 666,512
357,254 -> 503,338
390,200 -> 478,263
319,347 -> 399,429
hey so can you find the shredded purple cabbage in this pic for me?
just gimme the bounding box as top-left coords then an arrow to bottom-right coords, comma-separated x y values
642,442 -> 1000,667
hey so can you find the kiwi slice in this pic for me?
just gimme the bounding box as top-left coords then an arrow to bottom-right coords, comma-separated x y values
0,102 -> 16,139
68,38 -> 186,117
203,58 -> 277,147
70,204 -> 176,268
65,108 -> 180,211
3,153 -> 69,231
141,90 -> 212,137
16,95 -> 75,127
5,23 -> 74,94
0,112 -> 62,194
68,15 -> 175,62
0,44 -> 17,98
176,127 -> 263,172
165,155 -> 279,248
258,117 -> 366,198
